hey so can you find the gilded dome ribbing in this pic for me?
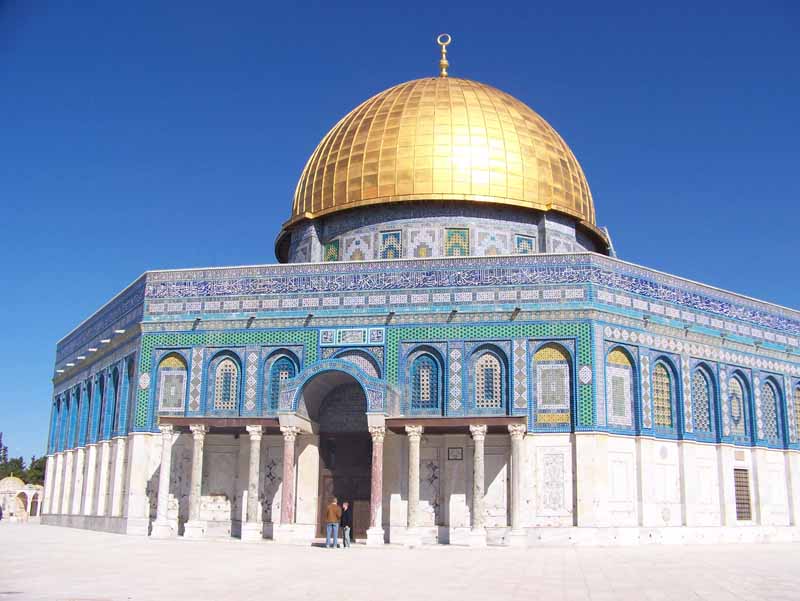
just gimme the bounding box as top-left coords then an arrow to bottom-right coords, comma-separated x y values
287,77 -> 597,231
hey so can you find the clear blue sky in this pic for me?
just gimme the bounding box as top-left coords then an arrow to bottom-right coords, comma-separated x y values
1,1 -> 798,460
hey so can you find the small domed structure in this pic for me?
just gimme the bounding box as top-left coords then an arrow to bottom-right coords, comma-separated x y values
0,475 -> 25,492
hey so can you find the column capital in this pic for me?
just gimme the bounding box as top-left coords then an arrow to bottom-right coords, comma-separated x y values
158,423 -> 174,436
404,425 -> 424,440
369,425 -> 386,443
189,424 -> 209,439
280,425 -> 301,441
469,424 -> 488,441
246,425 -> 263,440
508,423 -> 526,440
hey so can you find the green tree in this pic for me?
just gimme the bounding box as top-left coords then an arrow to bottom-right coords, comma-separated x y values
0,456 -> 26,480
25,456 -> 46,485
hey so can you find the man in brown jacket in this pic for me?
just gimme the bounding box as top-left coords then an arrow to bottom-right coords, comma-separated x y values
324,497 -> 342,548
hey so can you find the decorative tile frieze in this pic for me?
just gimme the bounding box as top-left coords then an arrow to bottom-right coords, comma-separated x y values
512,339 -> 527,410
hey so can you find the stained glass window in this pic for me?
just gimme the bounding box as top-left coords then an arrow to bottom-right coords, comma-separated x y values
729,377 -> 746,436
691,369 -> 712,432
323,240 -> 339,262
214,358 -> 239,411
652,363 -> 673,428
268,356 -> 296,412
474,352 -> 503,409
158,354 -> 187,411
411,354 -> 439,410
761,382 -> 778,440
515,235 -> 536,255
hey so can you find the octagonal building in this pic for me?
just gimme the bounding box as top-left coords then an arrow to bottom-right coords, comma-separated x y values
41,41 -> 800,546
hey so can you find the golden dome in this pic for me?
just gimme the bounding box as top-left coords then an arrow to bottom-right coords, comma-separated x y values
286,76 -> 602,237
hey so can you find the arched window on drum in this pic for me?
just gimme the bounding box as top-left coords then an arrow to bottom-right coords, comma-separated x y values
410,353 -> 442,413
606,347 -> 635,428
157,354 -> 188,412
533,343 -> 571,426
267,356 -> 297,412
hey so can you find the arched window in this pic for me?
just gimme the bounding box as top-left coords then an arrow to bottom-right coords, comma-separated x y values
410,353 -> 441,411
606,347 -> 634,427
268,356 -> 296,412
111,367 -> 121,434
96,375 -> 106,440
652,363 -> 673,428
729,376 -> 747,436
474,351 -> 504,410
157,354 -> 188,411
214,358 -> 240,411
691,368 -> 713,433
761,381 -> 779,440
533,343 -> 571,425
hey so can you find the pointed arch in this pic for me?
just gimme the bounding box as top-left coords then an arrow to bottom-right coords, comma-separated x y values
760,378 -> 780,441
157,353 -> 188,412
728,371 -> 749,437
533,342 -> 572,426
408,349 -> 444,414
208,352 -> 242,414
691,364 -> 715,434
606,346 -> 635,428
265,351 -> 300,413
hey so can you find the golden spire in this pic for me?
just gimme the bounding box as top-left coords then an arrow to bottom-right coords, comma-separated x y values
437,33 -> 451,77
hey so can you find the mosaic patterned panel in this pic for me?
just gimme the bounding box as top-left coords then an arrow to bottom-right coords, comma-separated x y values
652,363 -> 672,428
607,348 -> 634,428
754,376 -> 763,439
409,228 -> 436,258
380,231 -> 402,260
761,382 -> 778,440
593,325 -> 605,427
512,339 -> 527,409
387,322 -> 592,427
640,354 -> 653,428
341,233 -> 371,261
515,234 -> 536,255
720,369 -> 730,436
681,356 -> 692,433
135,330 -> 316,429
474,229 -> 510,256
336,349 -> 380,378
244,350 -> 258,411
448,345 -> 463,412
189,348 -> 203,412
323,240 -> 339,262
474,353 -> 502,408
444,228 -> 469,257
794,384 -> 800,443
692,369 -> 712,432
410,354 -> 439,410
729,376 -> 746,436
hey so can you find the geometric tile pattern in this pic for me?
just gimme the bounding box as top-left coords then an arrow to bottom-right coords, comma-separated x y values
640,355 -> 652,428
691,368 -> 712,432
729,376 -> 746,437
474,353 -> 502,408
323,240 -> 339,262
515,234 -> 536,255
448,345 -> 463,412
755,375 -> 763,440
244,350 -> 258,411
681,355 -> 692,433
652,363 -> 672,428
380,231 -> 402,260
189,348 -> 203,412
444,228 -> 469,257
720,369 -> 730,436
761,381 -> 778,441
512,339 -> 527,409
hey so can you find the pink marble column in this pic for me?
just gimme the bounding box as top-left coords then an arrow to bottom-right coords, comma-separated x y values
367,426 -> 386,545
279,426 -> 300,525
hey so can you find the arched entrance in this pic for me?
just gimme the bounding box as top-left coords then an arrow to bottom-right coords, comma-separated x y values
296,369 -> 372,540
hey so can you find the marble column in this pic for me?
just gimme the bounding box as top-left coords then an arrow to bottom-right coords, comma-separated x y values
82,444 -> 98,515
95,440 -> 111,516
279,426 -> 300,526
508,424 -> 527,546
241,425 -> 264,542
367,425 -> 386,545
151,424 -> 176,538
184,424 -> 209,539
52,453 -> 64,514
42,455 -> 55,514
405,425 -> 424,546
71,447 -> 86,515
110,437 -> 127,517
61,450 -> 75,515
469,424 -> 488,547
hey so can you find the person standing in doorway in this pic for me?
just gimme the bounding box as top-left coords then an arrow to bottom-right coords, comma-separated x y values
340,501 -> 352,547
324,497 -> 342,548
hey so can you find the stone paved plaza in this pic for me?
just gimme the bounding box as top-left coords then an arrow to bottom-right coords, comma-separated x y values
1,524 -> 798,601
